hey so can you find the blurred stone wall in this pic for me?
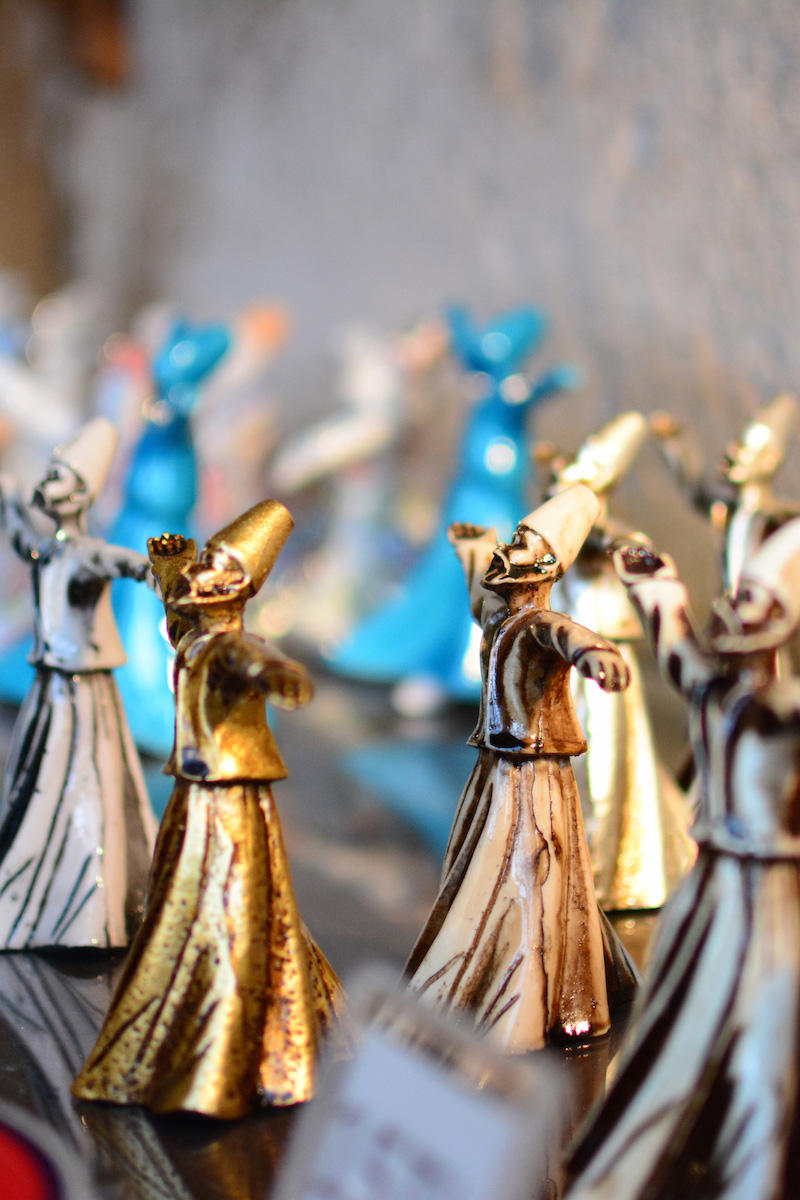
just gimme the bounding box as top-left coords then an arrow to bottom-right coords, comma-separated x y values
8,0 -> 800,591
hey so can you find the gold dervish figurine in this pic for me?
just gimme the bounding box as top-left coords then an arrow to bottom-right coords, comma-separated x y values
74,500 -> 345,1119
405,483 -> 639,1052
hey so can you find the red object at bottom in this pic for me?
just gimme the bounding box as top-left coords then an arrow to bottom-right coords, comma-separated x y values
0,1125 -> 58,1200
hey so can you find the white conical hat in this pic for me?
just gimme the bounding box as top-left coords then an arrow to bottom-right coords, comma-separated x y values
747,392 -> 796,451
711,515 -> 800,651
519,483 -> 601,572
52,417 -> 119,499
557,411 -> 648,494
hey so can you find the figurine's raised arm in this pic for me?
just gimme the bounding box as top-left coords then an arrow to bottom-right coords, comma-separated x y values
447,521 -> 500,622
612,539 -> 716,695
650,411 -> 723,514
0,472 -> 49,561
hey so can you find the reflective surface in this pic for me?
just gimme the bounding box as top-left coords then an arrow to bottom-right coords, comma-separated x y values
0,676 -> 660,1197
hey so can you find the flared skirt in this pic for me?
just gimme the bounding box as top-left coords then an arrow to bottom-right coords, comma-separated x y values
406,751 -> 638,1052
0,668 -> 156,949
73,778 -> 345,1119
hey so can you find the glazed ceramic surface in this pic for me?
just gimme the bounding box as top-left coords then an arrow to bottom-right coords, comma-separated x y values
568,521 -> 800,1199
405,484 -> 639,1051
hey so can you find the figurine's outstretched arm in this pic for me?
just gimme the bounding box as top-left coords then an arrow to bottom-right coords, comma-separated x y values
530,610 -> 630,692
217,633 -> 313,711
82,541 -> 153,584
650,412 -> 724,515
447,522 -> 504,624
0,473 -> 50,561
612,540 -> 716,696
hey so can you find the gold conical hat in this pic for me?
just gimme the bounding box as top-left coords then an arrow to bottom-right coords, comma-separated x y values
205,499 -> 294,595
519,483 -> 600,572
745,392 -> 796,456
557,411 -> 647,494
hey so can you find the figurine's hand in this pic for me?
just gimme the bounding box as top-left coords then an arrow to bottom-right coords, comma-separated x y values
447,522 -> 493,546
148,532 -> 189,560
650,411 -> 682,440
611,539 -> 677,584
249,661 -> 313,710
575,647 -> 630,692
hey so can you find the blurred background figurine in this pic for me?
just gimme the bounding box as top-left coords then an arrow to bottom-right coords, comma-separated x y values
108,316 -> 232,758
75,500 -> 345,1118
651,392 -> 798,600
539,412 -> 694,911
328,303 -> 579,716
0,417 -> 156,950
263,320 -> 446,653
568,519 -> 800,1200
405,485 -> 639,1051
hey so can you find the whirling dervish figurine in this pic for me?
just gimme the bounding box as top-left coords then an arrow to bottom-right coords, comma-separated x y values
74,500 -> 345,1119
109,317 -> 231,757
405,484 -> 639,1051
567,519 -> 800,1200
263,320 -> 446,652
539,413 -> 694,910
0,418 -> 156,949
328,303 -> 578,714
651,392 -> 798,597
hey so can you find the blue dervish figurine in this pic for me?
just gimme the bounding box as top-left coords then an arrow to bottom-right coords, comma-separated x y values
109,318 -> 231,757
327,304 -> 578,712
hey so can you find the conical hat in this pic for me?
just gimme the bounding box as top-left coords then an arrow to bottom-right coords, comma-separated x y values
710,515 -> 800,651
558,411 -> 647,494
204,499 -> 294,596
52,417 -> 118,499
519,483 -> 601,572
746,392 -> 796,453
728,392 -> 797,483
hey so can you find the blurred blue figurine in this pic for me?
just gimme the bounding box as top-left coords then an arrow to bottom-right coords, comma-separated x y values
328,304 -> 578,714
109,318 -> 231,758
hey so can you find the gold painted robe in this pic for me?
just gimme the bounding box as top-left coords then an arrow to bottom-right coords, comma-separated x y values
74,630 -> 344,1118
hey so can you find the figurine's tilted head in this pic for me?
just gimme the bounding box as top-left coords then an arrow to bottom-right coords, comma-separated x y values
172,499 -> 294,616
484,483 -> 601,591
721,393 -> 796,487
553,411 -> 648,496
708,516 -> 800,654
33,417 -> 118,520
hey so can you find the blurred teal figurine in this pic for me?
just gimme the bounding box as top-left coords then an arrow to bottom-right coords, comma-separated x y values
110,318 -> 231,758
328,303 -> 578,714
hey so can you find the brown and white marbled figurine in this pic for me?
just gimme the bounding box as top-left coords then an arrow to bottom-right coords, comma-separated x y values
567,517 -> 800,1200
405,483 -> 639,1053
541,413 -> 694,910
651,392 -> 798,597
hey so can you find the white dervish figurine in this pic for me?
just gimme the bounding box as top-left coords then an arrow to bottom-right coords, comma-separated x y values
405,484 -> 639,1052
0,417 -> 156,949
567,517 -> 800,1200
540,413 -> 694,910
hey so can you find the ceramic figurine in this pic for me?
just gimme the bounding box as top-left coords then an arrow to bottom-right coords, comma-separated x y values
651,392 -> 798,596
405,484 -> 639,1051
262,321 -> 446,651
74,499 -> 345,1118
567,519 -> 800,1200
109,316 -> 232,758
540,413 -> 694,910
328,304 -> 578,714
0,418 -> 156,949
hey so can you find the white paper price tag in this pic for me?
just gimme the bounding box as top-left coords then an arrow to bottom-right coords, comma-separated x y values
275,968 -> 562,1200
